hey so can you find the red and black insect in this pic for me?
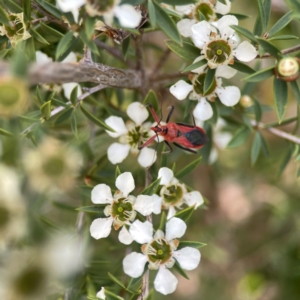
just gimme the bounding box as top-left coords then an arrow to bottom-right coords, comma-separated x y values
139,104 -> 208,153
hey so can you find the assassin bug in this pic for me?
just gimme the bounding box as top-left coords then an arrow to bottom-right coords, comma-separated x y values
138,104 -> 208,153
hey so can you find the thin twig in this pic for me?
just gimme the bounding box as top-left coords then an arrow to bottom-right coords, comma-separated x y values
150,48 -> 171,78
258,44 -> 300,59
250,119 -> 300,144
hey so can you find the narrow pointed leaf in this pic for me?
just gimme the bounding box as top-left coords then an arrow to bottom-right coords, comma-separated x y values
158,212 -> 167,232
268,35 -> 298,41
273,77 -> 288,123
143,90 -> 159,112
243,66 -> 274,82
36,0 -> 62,19
2,0 -> 22,13
177,241 -> 207,249
253,98 -> 263,122
30,28 -> 49,45
122,36 -> 130,60
165,40 -> 200,61
251,131 -> 262,165
148,0 -> 156,27
153,1 -> 181,44
268,11 -> 294,38
56,31 -> 76,60
290,81 -> 300,106
156,0 -> 197,5
182,58 -> 207,73
227,126 -> 251,148
23,0 -> 31,21
70,85 -> 78,106
204,68 -> 216,95
76,205 -> 106,214
256,37 -> 282,59
54,107 -> 73,124
0,128 -> 13,137
80,103 -> 115,132
230,25 -> 257,43
230,61 -> 256,75
0,6 -> 10,25
115,165 -> 121,179
71,112 -> 78,138
140,177 -> 161,195
40,100 -> 52,120
175,156 -> 202,178
172,261 -> 189,280
108,273 -> 126,290
174,206 -> 195,222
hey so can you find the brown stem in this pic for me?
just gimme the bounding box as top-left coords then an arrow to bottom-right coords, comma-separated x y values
258,44 -> 300,59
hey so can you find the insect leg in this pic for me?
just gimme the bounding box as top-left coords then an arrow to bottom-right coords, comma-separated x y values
173,142 -> 197,154
162,141 -> 173,154
138,134 -> 157,150
145,103 -> 161,124
166,106 -> 175,123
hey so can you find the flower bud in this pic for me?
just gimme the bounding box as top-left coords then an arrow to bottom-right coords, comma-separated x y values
240,95 -> 253,108
275,57 -> 299,82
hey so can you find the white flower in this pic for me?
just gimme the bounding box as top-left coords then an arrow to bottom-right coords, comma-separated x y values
170,64 -> 241,120
196,118 -> 232,164
176,0 -> 231,37
85,0 -> 142,28
191,15 -> 257,69
90,172 -> 157,244
56,0 -> 85,22
105,102 -> 157,168
154,167 -> 204,219
96,287 -> 106,299
123,218 -> 201,295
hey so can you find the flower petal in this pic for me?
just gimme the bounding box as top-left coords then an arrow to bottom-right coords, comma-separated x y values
152,194 -> 162,215
154,266 -> 178,295
215,0 -> 231,15
90,217 -> 113,239
129,220 -> 153,244
214,131 -> 232,149
167,206 -> 176,219
217,15 -> 238,38
115,172 -> 135,196
175,4 -> 194,15
96,287 -> 106,299
215,65 -> 237,79
173,247 -> 201,270
184,191 -> 204,208
91,184 -> 113,204
158,167 -> 174,185
166,217 -> 187,241
123,252 -> 148,277
61,51 -> 77,63
177,18 -> 196,38
126,102 -> 149,125
138,147 -> 157,168
216,86 -> 241,106
134,195 -> 156,216
234,40 -> 257,62
191,55 -> 207,74
35,51 -> 52,65
193,99 -> 213,121
114,4 -> 142,28
191,21 -> 212,48
170,80 -> 193,100
62,82 -> 82,100
107,143 -> 130,164
56,0 -> 85,12
118,226 -> 133,245
105,116 -> 128,138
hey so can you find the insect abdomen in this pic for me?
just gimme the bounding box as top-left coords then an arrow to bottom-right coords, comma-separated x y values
184,129 -> 208,146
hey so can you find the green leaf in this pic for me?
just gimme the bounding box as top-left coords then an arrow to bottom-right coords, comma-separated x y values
40,100 -> 52,120
38,22 -> 64,43
76,205 -> 106,214
23,0 -> 31,21
204,68 -> 216,95
177,241 -> 207,249
256,0 -> 271,33
153,1 -> 181,44
0,5 -> 10,25
29,28 -> 49,45
182,58 -> 207,73
36,0 -> 62,19
227,126 -> 251,148
256,37 -> 282,59
55,107 -> 73,124
85,16 -> 96,39
143,90 -> 159,112
148,0 -> 156,27
0,128 -> 13,137
158,212 -> 167,232
243,66 -> 274,82
52,201 -> 77,212
108,273 -> 126,290
80,103 -> 115,132
290,81 -> 300,106
165,40 -> 200,61
2,0 -> 22,13
230,25 -> 257,43
156,0 -> 197,5
122,36 -> 130,60
0,49 -> 11,59
253,98 -> 263,122
140,177 -> 161,195
79,30 -> 99,55
230,61 -> 256,75
175,156 -> 202,178
273,77 -> 288,123
172,261 -> 189,280
268,11 -> 294,38
268,35 -> 298,41
251,131 -> 262,165
69,85 -> 78,106
56,31 -> 76,60
259,132 -> 269,157
115,165 -> 121,179
71,112 -> 78,138
228,13 -> 249,20
174,205 -> 194,222
104,289 -> 125,300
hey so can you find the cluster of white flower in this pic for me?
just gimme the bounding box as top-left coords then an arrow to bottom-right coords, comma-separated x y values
170,1 -> 257,121
90,168 -> 204,295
